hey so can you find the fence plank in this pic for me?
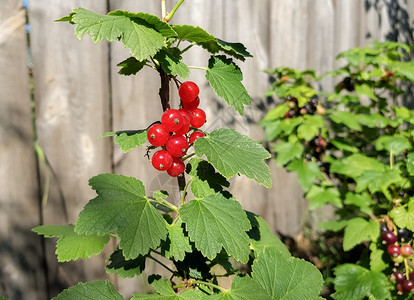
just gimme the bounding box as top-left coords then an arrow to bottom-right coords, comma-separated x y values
0,1 -> 47,299
28,0 -> 112,297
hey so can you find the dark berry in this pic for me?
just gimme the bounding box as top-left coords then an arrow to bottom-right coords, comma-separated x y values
179,81 -> 199,103
398,229 -> 413,243
152,150 -> 173,171
402,280 -> 414,293
393,271 -> 406,284
381,231 -> 397,244
388,244 -> 402,257
380,223 -> 389,233
343,77 -> 355,91
409,270 -> 414,281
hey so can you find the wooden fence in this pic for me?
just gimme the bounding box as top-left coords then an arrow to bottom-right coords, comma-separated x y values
1,0 -> 413,298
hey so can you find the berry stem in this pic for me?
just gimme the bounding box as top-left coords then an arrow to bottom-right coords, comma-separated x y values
148,253 -> 176,275
190,280 -> 229,293
165,0 -> 185,22
188,66 -> 208,71
149,199 -> 179,213
181,179 -> 192,206
161,0 -> 167,21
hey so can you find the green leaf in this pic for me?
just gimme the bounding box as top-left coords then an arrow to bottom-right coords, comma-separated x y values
375,135 -> 412,155
248,214 -> 290,258
187,158 -> 230,198
252,247 -> 323,300
390,198 -> 414,231
117,57 -> 147,76
329,111 -> 362,130
180,193 -> 251,263
305,185 -> 343,209
297,115 -> 325,141
330,154 -> 386,180
319,220 -> 348,232
342,218 -> 379,251
75,174 -> 168,259
343,192 -> 374,215
332,264 -> 391,300
115,131 -> 147,153
355,83 -> 378,100
331,138 -> 359,153
357,113 -> 390,128
52,280 -> 123,300
194,128 -> 272,188
273,140 -> 304,167
164,219 -> 192,261
355,169 -> 402,193
262,103 -> 290,121
286,160 -> 323,192
106,249 -> 146,278
206,55 -> 251,115
70,8 -> 168,61
369,243 -> 388,273
32,224 -> 109,262
407,152 -> 414,176
217,39 -> 252,60
390,60 -> 414,81
209,276 -> 272,300
154,48 -> 190,79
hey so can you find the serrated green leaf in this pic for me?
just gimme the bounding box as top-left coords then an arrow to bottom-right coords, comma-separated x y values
154,48 -> 189,79
70,8 -> 166,61
209,276 -> 272,300
117,57 -> 147,76
297,115 -> 325,141
330,154 -> 386,180
248,214 -> 290,258
390,60 -> 414,81
180,193 -> 251,263
252,247 -> 323,300
216,39 -> 252,60
106,249 -> 146,278
343,218 -> 379,251
407,153 -> 414,176
194,128 -> 272,188
115,131 -> 147,153
318,220 -> 349,232
187,158 -> 230,198
332,264 -> 391,300
52,280 -> 123,300
375,135 -> 411,155
369,243 -> 388,272
262,103 -> 290,121
390,198 -> 414,231
355,169 -> 402,193
357,113 -> 390,128
331,138 -> 359,153
32,224 -> 109,262
355,83 -> 378,100
206,56 -> 251,115
164,219 -> 192,261
330,111 -> 362,130
273,140 -> 304,167
75,174 -> 168,259
286,160 -> 323,192
305,185 -> 343,209
344,192 -> 374,215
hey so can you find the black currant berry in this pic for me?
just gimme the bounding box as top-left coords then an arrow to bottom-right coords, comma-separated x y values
380,223 -> 389,233
381,231 -> 397,244
397,228 -> 413,243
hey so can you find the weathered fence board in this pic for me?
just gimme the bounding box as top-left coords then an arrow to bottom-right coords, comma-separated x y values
0,1 -> 47,299
29,0 -> 112,297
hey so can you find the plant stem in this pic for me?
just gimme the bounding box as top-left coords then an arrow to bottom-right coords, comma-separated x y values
161,0 -> 167,21
149,199 -> 179,213
148,254 -> 176,274
165,0 -> 185,22
188,66 -> 208,71
181,179 -> 192,206
191,280 -> 229,293
390,150 -> 394,169
158,69 -> 170,112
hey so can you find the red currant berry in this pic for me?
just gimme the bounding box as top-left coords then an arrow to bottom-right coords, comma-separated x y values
175,112 -> 191,136
190,108 -> 206,128
161,109 -> 184,133
381,231 -> 397,244
152,150 -> 173,171
182,97 -> 200,110
402,280 -> 414,293
401,244 -> 413,257
167,157 -> 185,177
189,131 -> 205,144
388,244 -> 402,257
394,271 -> 406,283
147,124 -> 169,146
166,135 -> 189,157
179,108 -> 192,122
179,81 -> 199,103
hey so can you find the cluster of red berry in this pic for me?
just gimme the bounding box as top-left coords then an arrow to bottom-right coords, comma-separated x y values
147,81 -> 206,177
381,223 -> 414,294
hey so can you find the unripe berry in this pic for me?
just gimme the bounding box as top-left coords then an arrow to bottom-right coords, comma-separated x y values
401,244 -> 413,257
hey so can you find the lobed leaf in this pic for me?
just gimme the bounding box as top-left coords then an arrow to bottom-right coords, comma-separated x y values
342,218 -> 379,251
106,249 -> 146,278
164,219 -> 192,261
286,160 -> 323,192
52,280 -> 123,300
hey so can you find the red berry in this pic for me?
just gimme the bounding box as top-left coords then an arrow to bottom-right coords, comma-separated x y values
388,244 -> 401,257
182,97 -> 200,110
175,112 -> 191,135
401,244 -> 413,257
190,108 -> 206,128
179,81 -> 199,103
152,150 -> 173,171
147,124 -> 169,146
189,131 -> 205,144
409,270 -> 414,281
381,231 -> 397,244
179,108 -> 192,123
161,109 -> 184,133
394,271 -> 406,283
402,280 -> 414,293
166,135 -> 189,157
167,158 -> 185,177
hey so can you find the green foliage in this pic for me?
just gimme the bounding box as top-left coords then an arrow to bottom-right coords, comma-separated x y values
262,41 -> 414,298
52,280 -> 123,300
